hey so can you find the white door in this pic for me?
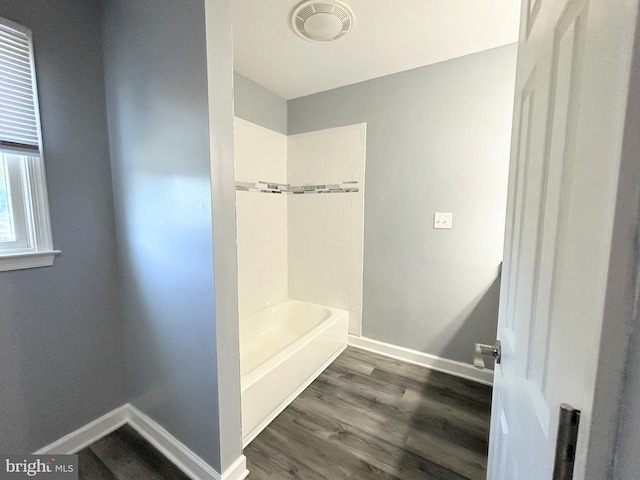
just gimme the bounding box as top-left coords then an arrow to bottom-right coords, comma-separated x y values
488,0 -> 639,478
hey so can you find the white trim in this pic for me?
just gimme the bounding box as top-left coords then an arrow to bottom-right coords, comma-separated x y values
34,404 -> 128,455
24,152 -> 56,255
33,404 -> 249,480
0,249 -> 60,272
348,335 -> 494,386
242,344 -> 347,448
220,455 -> 250,480
128,405 -> 248,480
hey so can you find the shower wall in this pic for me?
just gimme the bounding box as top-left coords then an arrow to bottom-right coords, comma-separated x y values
234,114 -> 366,333
234,117 -> 288,318
288,124 -> 366,335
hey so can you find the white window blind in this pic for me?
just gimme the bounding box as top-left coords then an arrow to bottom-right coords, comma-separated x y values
0,19 -> 39,154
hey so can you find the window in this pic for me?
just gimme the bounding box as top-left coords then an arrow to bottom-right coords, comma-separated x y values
0,16 -> 57,271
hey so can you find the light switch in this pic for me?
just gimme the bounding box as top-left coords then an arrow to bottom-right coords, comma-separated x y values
434,212 -> 453,229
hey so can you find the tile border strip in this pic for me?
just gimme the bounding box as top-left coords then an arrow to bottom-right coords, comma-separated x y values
236,180 -> 359,194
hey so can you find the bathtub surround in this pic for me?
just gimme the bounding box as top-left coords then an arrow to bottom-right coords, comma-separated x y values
288,44 -> 517,366
235,191 -> 288,318
234,117 -> 287,183
234,120 -> 362,442
234,119 -> 366,336
234,118 -> 288,319
288,124 -> 367,336
102,0 -> 245,478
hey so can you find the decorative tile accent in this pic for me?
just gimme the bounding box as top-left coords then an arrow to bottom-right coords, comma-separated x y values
236,180 -> 359,194
258,181 -> 288,194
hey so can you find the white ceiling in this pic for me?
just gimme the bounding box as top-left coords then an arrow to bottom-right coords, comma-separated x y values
232,0 -> 521,100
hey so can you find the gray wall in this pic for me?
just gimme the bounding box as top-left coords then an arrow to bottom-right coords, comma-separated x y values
234,72 -> 287,134
0,0 -> 126,453
288,44 -> 517,365
102,0 -> 238,470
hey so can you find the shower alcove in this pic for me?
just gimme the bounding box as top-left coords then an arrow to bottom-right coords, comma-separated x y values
234,117 -> 366,445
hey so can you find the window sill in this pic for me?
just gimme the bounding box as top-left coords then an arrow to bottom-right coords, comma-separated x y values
0,250 -> 61,272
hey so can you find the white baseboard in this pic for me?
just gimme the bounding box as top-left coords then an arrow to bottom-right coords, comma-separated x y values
128,405 -> 249,480
220,455 -> 250,480
348,335 -> 494,386
34,404 -> 129,455
34,404 -> 248,480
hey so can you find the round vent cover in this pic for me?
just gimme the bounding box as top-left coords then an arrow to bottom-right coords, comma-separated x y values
291,1 -> 354,42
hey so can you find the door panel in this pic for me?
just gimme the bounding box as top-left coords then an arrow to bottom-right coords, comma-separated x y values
488,0 -> 639,477
528,0 -> 588,397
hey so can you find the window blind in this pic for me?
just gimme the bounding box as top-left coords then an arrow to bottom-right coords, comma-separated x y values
0,19 -> 39,154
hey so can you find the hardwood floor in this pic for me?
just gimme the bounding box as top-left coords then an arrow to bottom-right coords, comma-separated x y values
77,424 -> 190,480
244,347 -> 492,480
75,347 -> 491,479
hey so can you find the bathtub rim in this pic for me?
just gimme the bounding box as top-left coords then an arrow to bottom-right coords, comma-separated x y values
240,300 -> 349,447
240,300 -> 348,387
239,297 -> 337,326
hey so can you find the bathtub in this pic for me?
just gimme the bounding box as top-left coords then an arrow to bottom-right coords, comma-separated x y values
240,299 -> 348,446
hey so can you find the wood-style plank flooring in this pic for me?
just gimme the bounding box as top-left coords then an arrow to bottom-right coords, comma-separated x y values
77,424 -> 190,480
75,347 -> 491,479
244,347 -> 492,480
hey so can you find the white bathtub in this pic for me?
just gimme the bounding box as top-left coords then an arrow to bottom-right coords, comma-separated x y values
240,299 -> 348,446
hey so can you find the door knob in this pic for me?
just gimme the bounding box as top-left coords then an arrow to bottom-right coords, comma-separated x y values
474,340 -> 501,369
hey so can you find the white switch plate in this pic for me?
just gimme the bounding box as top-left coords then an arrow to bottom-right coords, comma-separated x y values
434,212 -> 453,229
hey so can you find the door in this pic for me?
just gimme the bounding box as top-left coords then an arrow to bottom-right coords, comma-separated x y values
488,0 -> 639,478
